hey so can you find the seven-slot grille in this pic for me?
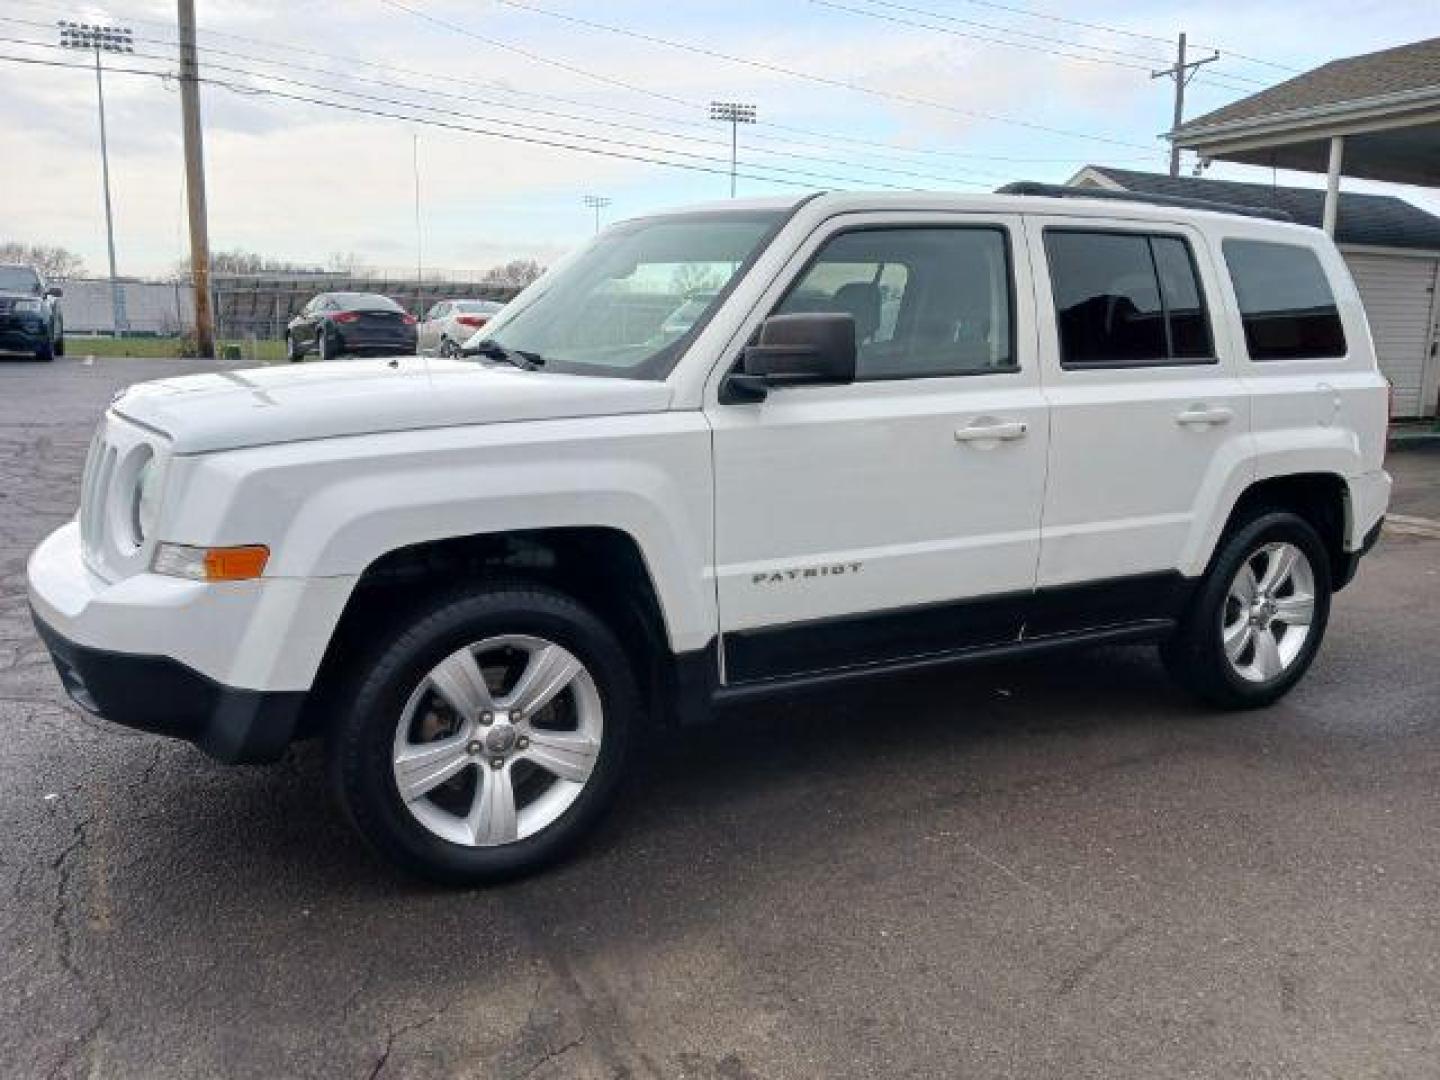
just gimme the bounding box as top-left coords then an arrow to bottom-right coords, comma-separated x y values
77,425 -> 117,572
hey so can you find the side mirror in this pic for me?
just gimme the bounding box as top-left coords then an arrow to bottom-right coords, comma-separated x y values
45,286 -> 63,298
723,312 -> 857,403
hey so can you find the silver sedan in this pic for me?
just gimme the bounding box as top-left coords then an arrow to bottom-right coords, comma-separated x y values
417,299 -> 505,357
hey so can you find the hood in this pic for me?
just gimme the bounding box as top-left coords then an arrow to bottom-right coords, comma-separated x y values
111,356 -> 674,454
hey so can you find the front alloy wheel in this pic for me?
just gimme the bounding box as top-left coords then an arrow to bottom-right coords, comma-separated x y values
392,635 -> 603,848
328,584 -> 637,884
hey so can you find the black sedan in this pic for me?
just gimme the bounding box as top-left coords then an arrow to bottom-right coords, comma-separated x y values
285,292 -> 417,361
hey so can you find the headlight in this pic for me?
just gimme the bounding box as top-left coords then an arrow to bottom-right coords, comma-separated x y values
135,453 -> 165,542
14,299 -> 41,313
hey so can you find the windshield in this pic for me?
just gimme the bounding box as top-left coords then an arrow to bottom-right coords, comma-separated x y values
455,300 -> 502,314
480,209 -> 786,379
0,266 -> 41,293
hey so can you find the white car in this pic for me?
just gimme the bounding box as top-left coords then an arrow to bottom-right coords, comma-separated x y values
417,298 -> 504,357
29,190 -> 1391,884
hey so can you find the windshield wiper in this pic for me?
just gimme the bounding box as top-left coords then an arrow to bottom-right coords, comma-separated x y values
468,339 -> 546,370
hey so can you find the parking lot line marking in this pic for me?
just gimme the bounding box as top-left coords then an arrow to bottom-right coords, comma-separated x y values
1385,517 -> 1440,540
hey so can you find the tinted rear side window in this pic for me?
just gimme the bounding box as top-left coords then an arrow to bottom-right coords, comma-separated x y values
1223,240 -> 1346,360
1045,230 -> 1213,367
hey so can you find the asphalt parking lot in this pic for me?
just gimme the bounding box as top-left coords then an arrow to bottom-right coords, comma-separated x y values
2,356 -> 1438,1079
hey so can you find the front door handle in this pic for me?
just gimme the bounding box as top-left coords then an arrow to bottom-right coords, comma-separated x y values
954,419 -> 1028,443
1175,405 -> 1235,427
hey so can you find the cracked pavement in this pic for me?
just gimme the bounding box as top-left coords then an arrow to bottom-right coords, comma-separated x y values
2,356 -> 1439,1079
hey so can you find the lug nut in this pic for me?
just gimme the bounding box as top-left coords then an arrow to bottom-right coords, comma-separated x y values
480,712 -> 493,726
490,757 -> 505,770
467,740 -> 482,755
517,736 -> 530,750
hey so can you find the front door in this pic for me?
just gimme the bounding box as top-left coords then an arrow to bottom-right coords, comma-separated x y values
706,213 -> 1050,684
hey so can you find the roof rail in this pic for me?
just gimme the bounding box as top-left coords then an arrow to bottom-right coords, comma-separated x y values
996,181 -> 1294,223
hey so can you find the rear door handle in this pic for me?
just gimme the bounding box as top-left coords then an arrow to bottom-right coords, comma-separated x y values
1175,405 -> 1234,426
954,419 -> 1028,443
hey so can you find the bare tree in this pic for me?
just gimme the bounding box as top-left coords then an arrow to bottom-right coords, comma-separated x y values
0,241 -> 86,279
671,263 -> 724,296
327,251 -> 371,276
485,258 -> 545,287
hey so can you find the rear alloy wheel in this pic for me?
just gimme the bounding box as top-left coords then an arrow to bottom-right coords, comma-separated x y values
317,328 -> 336,361
1162,511 -> 1331,709
439,337 -> 460,358
286,333 -> 304,362
328,585 -> 637,884
1220,542 -> 1317,685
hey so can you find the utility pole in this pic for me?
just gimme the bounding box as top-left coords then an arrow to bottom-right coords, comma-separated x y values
58,20 -> 131,337
177,0 -> 215,358
1152,33 -> 1218,177
709,101 -> 757,197
582,195 -> 611,235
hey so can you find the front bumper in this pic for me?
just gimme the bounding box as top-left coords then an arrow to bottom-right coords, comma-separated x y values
27,522 -> 354,762
31,612 -> 305,763
0,321 -> 47,353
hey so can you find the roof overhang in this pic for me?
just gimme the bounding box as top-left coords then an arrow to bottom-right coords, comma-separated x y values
1173,86 -> 1440,185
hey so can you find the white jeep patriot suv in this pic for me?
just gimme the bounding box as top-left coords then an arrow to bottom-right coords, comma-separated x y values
29,189 -> 1391,883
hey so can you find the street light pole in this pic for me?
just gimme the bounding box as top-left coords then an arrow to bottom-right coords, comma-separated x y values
709,102 -> 757,198
582,195 -> 611,235
58,20 -> 131,337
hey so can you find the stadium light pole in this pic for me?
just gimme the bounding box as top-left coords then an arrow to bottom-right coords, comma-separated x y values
709,101 -> 756,198
582,195 -> 611,235
58,19 -> 131,336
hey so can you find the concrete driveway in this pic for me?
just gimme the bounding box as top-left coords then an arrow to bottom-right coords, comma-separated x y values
2,357 -> 1438,1079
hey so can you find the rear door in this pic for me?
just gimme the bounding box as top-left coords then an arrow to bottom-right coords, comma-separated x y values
1025,216 -> 1251,633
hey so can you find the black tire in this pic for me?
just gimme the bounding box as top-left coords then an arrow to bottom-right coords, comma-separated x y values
1162,511 -> 1332,709
326,583 -> 639,884
53,321 -> 64,357
34,336 -> 53,362
440,337 -> 459,358
317,329 -> 337,361
286,333 -> 304,362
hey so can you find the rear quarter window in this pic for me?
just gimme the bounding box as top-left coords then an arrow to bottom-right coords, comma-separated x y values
1223,239 -> 1347,360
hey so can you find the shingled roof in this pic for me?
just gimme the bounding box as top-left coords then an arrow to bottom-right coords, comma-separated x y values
1077,167 -> 1440,252
1180,37 -> 1440,133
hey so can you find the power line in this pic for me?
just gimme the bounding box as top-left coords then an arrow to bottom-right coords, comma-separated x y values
0,32 -> 989,190
809,0 -> 1269,93
890,0 -> 1302,75
141,34 -> 1013,186
0,6 -> 1164,171
0,48 -> 985,193
384,0 -> 1157,150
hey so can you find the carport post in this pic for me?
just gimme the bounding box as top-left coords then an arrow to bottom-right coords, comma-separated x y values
1323,135 -> 1345,237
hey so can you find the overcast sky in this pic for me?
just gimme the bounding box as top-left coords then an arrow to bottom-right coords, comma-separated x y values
1,0 -> 1437,280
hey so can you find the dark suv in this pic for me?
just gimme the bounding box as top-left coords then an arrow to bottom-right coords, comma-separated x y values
285,292 -> 417,361
0,264 -> 64,361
